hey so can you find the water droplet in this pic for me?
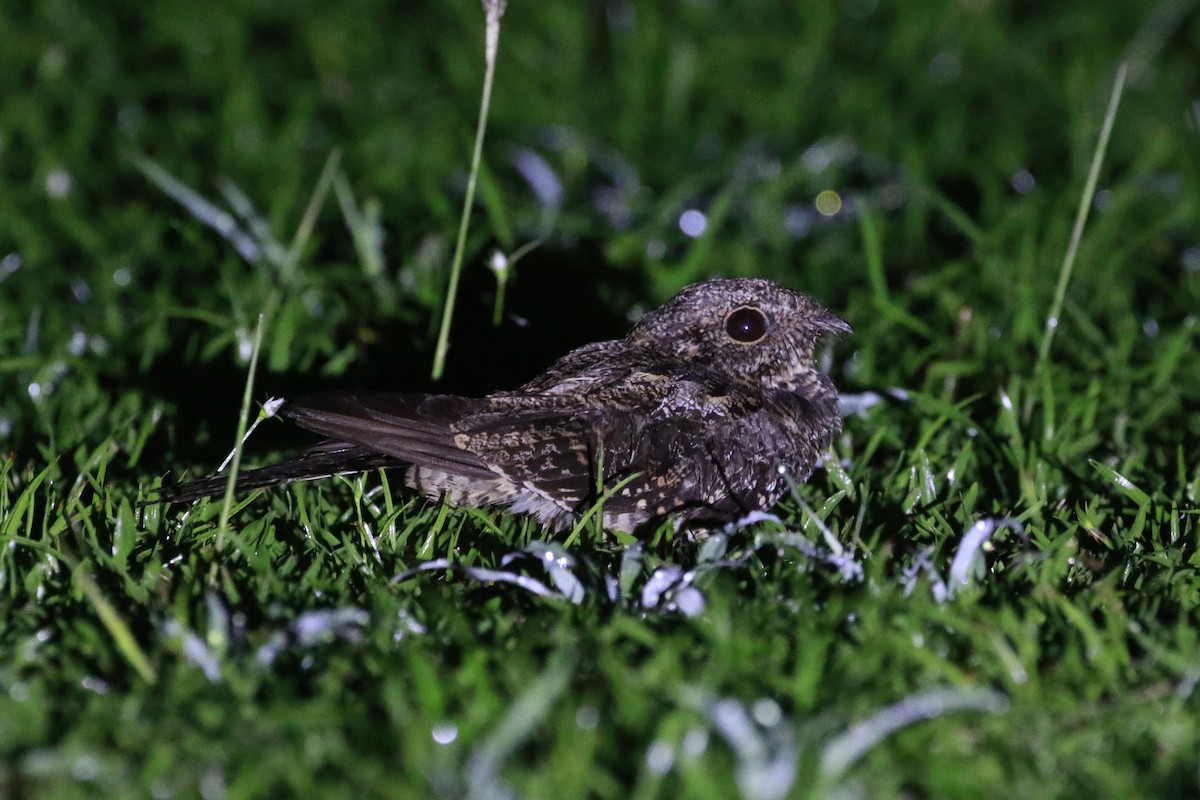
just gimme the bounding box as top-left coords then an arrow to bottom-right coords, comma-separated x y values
752,698 -> 783,727
236,329 -> 253,361
117,103 -> 146,136
511,148 -> 563,208
783,205 -> 813,239
678,209 -> 707,237
488,249 -> 509,276
1182,246 -> 1200,272
575,705 -> 599,730
39,45 -> 68,78
81,675 -> 109,695
814,189 -> 842,217
645,740 -> 674,775
199,765 -> 227,800
1010,169 -> 1036,194
71,754 -> 101,781
46,168 -> 72,199
0,252 -> 20,281
69,330 -> 88,356
432,723 -> 458,744
681,727 -> 709,758
928,51 -> 961,83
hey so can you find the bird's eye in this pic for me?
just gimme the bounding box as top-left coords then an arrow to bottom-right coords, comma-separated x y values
725,306 -> 768,343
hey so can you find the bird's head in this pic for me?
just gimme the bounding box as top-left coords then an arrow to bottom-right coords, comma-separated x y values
627,278 -> 851,390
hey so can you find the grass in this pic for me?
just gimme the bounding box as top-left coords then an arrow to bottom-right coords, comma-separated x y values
3,0 -> 1200,797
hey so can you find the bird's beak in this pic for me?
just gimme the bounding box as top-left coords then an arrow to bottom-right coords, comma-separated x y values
818,311 -> 852,337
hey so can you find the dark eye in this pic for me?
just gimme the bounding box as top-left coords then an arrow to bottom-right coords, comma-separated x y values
725,306 -> 768,343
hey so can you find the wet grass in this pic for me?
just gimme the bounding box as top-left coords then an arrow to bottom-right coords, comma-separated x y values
3,1 -> 1200,797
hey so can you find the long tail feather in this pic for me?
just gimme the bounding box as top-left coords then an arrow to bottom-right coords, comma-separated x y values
155,443 -> 405,504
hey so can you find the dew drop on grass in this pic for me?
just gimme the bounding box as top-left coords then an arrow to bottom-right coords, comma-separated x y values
1182,246 -> 1200,272
432,723 -> 458,745
71,754 -> 101,781
0,252 -> 21,280
814,189 -> 842,217
39,44 -> 67,77
681,727 -> 709,759
69,330 -> 88,356
783,205 -> 813,239
928,50 -> 961,83
236,328 -> 253,361
70,279 -> 92,302
673,586 -> 706,617
393,609 -> 427,641
752,699 -> 783,727
117,103 -> 145,136
199,766 -> 227,800
81,676 -> 110,695
645,740 -> 674,776
512,148 -> 563,208
575,705 -> 599,730
678,209 -> 707,237
46,168 -> 72,199
1010,169 -> 1036,194
487,249 -> 509,277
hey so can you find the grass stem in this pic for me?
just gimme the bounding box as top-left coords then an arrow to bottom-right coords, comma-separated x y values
216,313 -> 266,551
1034,62 -> 1128,372
432,1 -> 508,380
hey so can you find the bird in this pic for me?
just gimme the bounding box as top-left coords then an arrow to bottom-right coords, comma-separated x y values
162,278 -> 850,536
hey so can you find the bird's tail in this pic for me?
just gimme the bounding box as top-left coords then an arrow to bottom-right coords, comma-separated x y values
153,443 -> 406,504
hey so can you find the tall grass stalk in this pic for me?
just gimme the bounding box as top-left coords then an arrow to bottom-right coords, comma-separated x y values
216,313 -> 266,551
432,0 -> 508,380
1033,63 -> 1128,377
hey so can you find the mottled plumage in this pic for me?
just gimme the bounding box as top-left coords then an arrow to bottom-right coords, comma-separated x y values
165,278 -> 850,535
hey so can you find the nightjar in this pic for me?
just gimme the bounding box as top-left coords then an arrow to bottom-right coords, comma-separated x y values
165,278 -> 850,535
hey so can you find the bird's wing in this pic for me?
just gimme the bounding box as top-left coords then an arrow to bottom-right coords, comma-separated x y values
284,391 -> 497,480
451,399 -> 620,508
288,391 -> 619,507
